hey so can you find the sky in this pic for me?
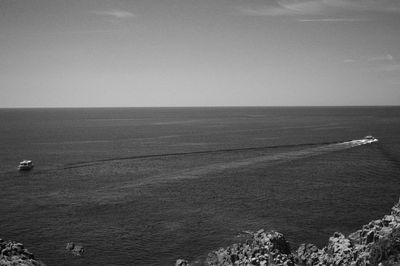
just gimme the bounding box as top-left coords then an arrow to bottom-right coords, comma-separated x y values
1,0 -> 400,107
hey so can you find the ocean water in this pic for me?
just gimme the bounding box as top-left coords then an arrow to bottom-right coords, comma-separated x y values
1,107 -> 400,265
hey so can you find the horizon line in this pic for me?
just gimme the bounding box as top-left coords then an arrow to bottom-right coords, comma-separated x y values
0,104 -> 399,109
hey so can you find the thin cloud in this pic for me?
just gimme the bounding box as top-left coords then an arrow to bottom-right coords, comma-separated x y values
278,0 -> 327,14
343,59 -> 356,63
91,9 -> 135,19
236,0 -> 325,16
363,55 -> 400,73
236,0 -> 400,17
344,54 -> 399,73
298,18 -> 369,22
379,64 -> 400,72
367,54 -> 394,62
286,0 -> 400,14
50,30 -> 119,35
236,6 -> 297,16
326,0 -> 400,14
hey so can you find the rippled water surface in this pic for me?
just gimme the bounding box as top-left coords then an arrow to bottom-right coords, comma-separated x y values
1,107 -> 400,265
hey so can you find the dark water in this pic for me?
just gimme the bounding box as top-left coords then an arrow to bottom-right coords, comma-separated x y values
1,107 -> 400,265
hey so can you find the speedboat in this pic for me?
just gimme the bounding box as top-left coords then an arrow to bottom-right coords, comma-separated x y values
363,135 -> 378,143
18,160 -> 34,171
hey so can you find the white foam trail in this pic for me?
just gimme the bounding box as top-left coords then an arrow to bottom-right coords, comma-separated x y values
166,138 -> 378,180
90,138 -> 379,202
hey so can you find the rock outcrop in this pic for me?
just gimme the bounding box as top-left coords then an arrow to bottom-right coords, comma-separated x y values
175,258 -> 190,266
297,200 -> 400,265
0,239 -> 45,266
204,230 -> 294,266
65,242 -> 84,256
177,198 -> 400,266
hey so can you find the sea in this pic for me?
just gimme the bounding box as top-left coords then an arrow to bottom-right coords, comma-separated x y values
1,106 -> 400,265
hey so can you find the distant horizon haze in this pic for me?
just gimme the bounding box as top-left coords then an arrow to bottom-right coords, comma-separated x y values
1,104 -> 400,109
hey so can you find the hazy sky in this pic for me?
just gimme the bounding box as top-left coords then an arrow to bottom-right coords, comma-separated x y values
1,0 -> 400,107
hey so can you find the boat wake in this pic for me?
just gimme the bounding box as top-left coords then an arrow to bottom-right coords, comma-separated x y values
62,138 -> 378,171
151,138 -> 379,183
61,141 -> 337,170
59,137 -> 379,203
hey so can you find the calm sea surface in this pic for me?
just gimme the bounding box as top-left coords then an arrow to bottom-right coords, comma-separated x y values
1,107 -> 400,265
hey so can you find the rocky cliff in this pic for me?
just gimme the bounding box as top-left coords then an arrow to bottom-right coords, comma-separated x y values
0,239 -> 45,266
4,199 -> 400,265
177,199 -> 400,266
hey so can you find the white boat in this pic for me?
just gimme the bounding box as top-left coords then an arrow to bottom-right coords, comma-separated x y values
18,160 -> 34,171
363,135 -> 378,143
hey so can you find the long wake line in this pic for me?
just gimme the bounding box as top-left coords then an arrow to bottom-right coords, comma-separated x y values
62,139 -> 375,170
